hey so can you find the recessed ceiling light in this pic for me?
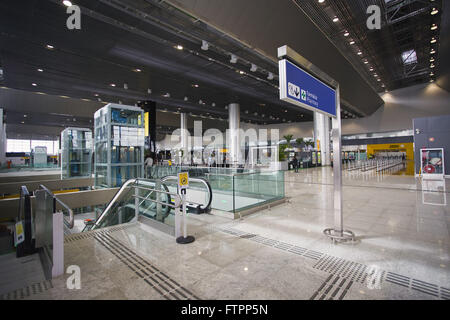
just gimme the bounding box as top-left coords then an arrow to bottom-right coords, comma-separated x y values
94,93 -> 99,97
63,1 -> 72,7
364,61 -> 368,64
45,44 -> 54,50
333,17 -> 339,22
430,57 -> 435,62
430,64 -> 435,68
23,114 -> 27,118
133,68 -> 142,72
344,31 -> 350,37
430,38 -> 437,44
369,68 -> 374,71
32,83 -> 37,86
110,83 -> 116,87
37,68 -> 43,72
430,72 -> 434,76
193,84 -> 199,88
431,24 -> 438,30
175,45 -> 183,50
430,49 -> 436,54
318,0 -> 325,3
357,51 -> 362,55
431,8 -> 438,15
350,40 -> 355,45
239,70 -> 244,74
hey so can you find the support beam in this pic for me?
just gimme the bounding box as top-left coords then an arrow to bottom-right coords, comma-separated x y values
314,112 -> 331,166
228,103 -> 240,166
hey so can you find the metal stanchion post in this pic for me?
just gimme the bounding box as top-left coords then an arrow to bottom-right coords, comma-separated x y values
176,173 -> 195,244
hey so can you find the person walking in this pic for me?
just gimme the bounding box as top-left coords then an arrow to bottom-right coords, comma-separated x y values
144,154 -> 154,178
293,155 -> 299,173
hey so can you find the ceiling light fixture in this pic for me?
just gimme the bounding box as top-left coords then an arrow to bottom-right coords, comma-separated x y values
45,44 -> 54,50
431,38 -> 437,44
318,0 -> 325,3
357,51 -> 362,55
267,72 -> 274,80
110,83 -> 116,87
431,8 -> 438,15
37,68 -> 43,72
133,68 -> 142,72
32,83 -> 37,86
63,1 -> 72,7
333,17 -> 339,22
201,40 -> 209,51
430,57 -> 435,62
239,70 -> 245,75
230,54 -> 238,64
431,24 -> 438,30
349,40 -> 355,45
175,45 -> 183,50
250,64 -> 257,72
344,31 -> 349,37
430,49 -> 436,54
430,64 -> 435,68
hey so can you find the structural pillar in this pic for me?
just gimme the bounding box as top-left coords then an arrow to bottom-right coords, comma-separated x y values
228,103 -> 240,166
314,111 -> 331,166
0,109 -> 6,167
138,101 -> 156,155
180,113 -> 188,165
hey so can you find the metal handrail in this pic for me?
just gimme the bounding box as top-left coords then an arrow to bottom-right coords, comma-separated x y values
92,179 -> 182,230
161,176 -> 213,211
38,185 -> 74,229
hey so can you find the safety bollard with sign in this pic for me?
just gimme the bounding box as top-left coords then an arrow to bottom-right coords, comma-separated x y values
176,172 -> 195,244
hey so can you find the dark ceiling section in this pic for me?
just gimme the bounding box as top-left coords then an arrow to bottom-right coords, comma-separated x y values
294,0 -> 444,92
0,87 -> 228,138
166,0 -> 384,117
437,0 -> 450,92
0,0 -> 359,126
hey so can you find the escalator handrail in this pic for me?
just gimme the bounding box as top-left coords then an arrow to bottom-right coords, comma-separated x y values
160,176 -> 213,211
92,179 -> 182,230
38,185 -> 74,229
92,178 -> 137,230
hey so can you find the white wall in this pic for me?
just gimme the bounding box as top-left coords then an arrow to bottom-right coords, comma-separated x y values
245,83 -> 450,139
341,83 -> 450,135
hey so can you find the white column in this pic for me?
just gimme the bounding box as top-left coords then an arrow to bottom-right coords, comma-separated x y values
180,113 -> 188,165
228,103 -> 240,166
314,112 -> 331,166
0,109 -> 6,167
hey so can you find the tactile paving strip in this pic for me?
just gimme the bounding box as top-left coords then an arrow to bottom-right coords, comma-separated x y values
0,280 -> 53,300
310,275 -> 353,300
215,225 -> 450,300
385,271 -> 449,299
93,231 -> 199,300
217,226 -> 323,260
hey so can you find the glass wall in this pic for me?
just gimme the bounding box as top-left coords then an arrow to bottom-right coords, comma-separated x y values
147,165 -> 285,214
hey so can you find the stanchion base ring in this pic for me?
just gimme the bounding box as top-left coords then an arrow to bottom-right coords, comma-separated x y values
323,228 -> 355,243
176,236 -> 195,244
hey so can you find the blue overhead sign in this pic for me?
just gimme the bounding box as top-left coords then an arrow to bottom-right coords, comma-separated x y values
279,59 -> 337,117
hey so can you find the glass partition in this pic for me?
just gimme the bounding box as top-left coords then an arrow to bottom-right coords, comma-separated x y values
146,165 -> 285,213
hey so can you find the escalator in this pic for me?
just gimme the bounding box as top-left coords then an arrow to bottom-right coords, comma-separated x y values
88,177 -> 212,232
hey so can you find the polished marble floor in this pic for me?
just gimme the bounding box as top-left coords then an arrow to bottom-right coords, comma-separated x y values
5,166 -> 449,300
